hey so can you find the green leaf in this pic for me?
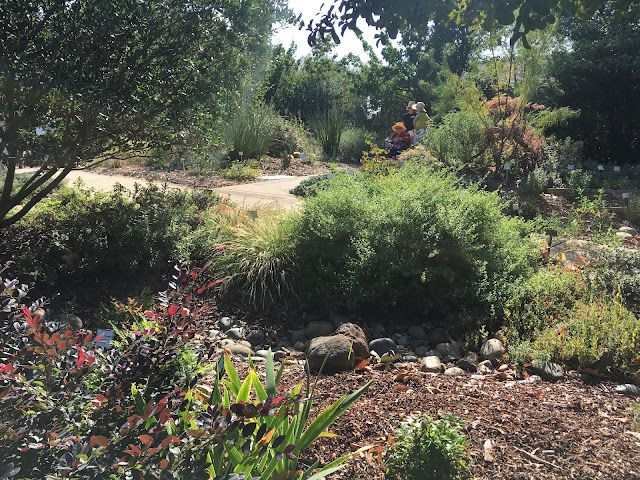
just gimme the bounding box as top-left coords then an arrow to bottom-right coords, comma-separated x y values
131,383 -> 145,415
265,348 -> 276,396
224,353 -> 242,393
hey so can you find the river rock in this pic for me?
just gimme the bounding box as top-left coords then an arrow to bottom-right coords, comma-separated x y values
614,384 -> 640,397
226,343 -> 254,357
435,342 -> 462,360
457,352 -> 479,371
293,341 -> 306,351
480,339 -> 506,361
60,313 -> 82,330
477,360 -> 493,374
428,327 -> 449,346
307,335 -> 357,372
444,367 -> 465,377
616,232 -> 634,241
246,329 -> 266,346
369,338 -> 397,356
334,323 -> 369,360
619,226 -> 638,236
254,349 -> 269,358
226,327 -> 245,340
305,321 -> 334,339
415,345 -> 430,357
527,361 -> 564,381
218,317 -> 233,331
407,325 -> 427,340
420,355 -> 444,373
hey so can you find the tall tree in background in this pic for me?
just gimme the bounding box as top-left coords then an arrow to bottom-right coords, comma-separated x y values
0,0 -> 285,227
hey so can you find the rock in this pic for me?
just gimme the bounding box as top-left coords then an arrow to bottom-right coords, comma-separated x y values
273,350 -> 285,362
527,361 -> 564,381
435,342 -> 462,360
237,340 -> 252,348
293,341 -> 306,351
208,329 -> 220,339
305,321 -> 334,339
291,329 -> 305,341
369,338 -> 397,356
498,364 -> 510,372
33,308 -> 46,319
254,349 -> 269,358
404,355 -> 419,362
614,384 -> 640,397
420,355 -> 444,373
218,317 -> 233,331
373,323 -> 386,334
268,329 -> 279,340
424,349 -> 442,359
60,313 -> 82,330
456,352 -> 479,372
396,335 -> 410,347
409,339 -> 428,349
246,329 -> 266,346
477,360 -> 493,374
329,312 -> 350,327
226,327 -> 244,340
480,339 -> 506,361
220,338 -> 236,348
444,367 -> 465,377
428,327 -> 449,346
307,335 -> 358,373
334,323 -> 370,361
616,232 -> 634,241
415,345 -> 430,357
406,325 -> 427,340
226,343 -> 254,357
619,226 -> 638,236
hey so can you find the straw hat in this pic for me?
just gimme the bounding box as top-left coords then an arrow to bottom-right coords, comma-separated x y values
412,101 -> 426,112
406,100 -> 415,108
392,122 -> 407,132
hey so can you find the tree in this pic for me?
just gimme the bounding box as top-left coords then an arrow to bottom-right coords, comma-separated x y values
302,0 -> 635,48
0,0 -> 284,227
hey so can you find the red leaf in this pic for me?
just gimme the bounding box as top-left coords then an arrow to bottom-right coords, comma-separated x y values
354,358 -> 371,372
139,434 -> 153,445
167,305 -> 179,316
189,271 -> 197,280
91,435 -> 110,447
197,286 -> 206,294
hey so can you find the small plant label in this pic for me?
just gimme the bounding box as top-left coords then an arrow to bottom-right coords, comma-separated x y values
597,165 -> 604,171
503,164 -> 511,170
298,153 -> 306,159
512,203 -> 519,211
327,173 -> 333,179
622,193 -> 631,199
567,164 -> 575,170
398,161 -> 405,168
348,170 -> 354,175
614,166 -> 621,172
235,163 -> 241,169
238,151 -> 243,156
247,210 -> 258,220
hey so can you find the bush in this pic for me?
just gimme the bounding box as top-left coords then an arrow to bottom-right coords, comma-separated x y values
225,102 -> 284,160
566,169 -> 593,192
294,166 -> 538,322
220,163 -> 261,180
628,195 -> 640,225
309,106 -> 344,160
386,414 -> 471,480
289,171 -> 353,198
520,167 -> 549,194
338,127 -> 368,163
424,111 -> 489,168
0,183 -> 220,290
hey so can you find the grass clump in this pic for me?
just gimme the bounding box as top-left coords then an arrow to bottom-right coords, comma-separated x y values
386,414 -> 471,480
309,106 -> 344,160
220,163 -> 261,180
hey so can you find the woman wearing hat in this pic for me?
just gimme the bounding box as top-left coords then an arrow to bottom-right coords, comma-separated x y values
386,122 -> 411,158
403,100 -> 416,133
412,101 -> 431,143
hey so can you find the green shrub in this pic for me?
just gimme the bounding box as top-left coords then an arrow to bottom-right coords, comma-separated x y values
520,167 -> 548,194
225,102 -> 283,160
338,127 -> 368,163
309,106 -> 344,160
294,166 -> 537,321
589,249 -> 640,313
424,111 -> 488,168
628,195 -> 640,225
0,183 -> 219,289
386,414 -> 471,480
220,163 -> 261,180
289,171 -> 352,198
566,169 -> 592,192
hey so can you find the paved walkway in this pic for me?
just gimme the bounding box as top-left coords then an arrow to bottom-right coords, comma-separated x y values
16,168 -> 310,209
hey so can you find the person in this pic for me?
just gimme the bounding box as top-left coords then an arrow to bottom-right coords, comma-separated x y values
386,122 -> 411,157
412,101 -> 431,143
403,100 -> 416,133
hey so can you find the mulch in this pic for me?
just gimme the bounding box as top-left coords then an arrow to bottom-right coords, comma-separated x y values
241,360 -> 640,480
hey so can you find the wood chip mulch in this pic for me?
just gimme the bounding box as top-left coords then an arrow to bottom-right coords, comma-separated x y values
255,362 -> 640,480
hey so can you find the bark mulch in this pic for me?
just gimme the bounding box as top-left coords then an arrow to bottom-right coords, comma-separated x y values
253,361 -> 640,480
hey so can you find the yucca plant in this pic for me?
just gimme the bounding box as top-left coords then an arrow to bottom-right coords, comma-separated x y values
309,107 -> 344,161
215,213 -> 300,308
204,350 -> 372,480
225,103 -> 281,160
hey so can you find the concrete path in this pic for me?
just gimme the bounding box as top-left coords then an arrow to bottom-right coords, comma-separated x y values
16,168 -> 310,209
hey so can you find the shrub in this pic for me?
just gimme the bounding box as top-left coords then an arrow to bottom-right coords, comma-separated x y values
424,111 -> 488,168
294,165 -> 538,322
225,102 -> 283,160
220,163 -> 261,180
289,171 -> 351,198
566,169 -> 592,192
338,127 -> 368,163
386,414 -> 471,480
0,183 -> 220,289
628,195 -> 640,225
589,249 -> 640,313
520,167 -> 549,194
309,106 -> 344,160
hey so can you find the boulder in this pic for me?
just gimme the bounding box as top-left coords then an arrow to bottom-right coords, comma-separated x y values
60,313 -> 82,330
415,345 -> 430,357
225,343 -> 254,357
619,226 -> 638,236
334,323 -> 369,360
616,232 -> 634,241
305,321 -> 334,339
369,338 -> 397,356
477,360 -> 493,374
614,384 -> 640,397
480,339 -> 506,361
226,327 -> 244,340
329,312 -> 351,327
420,355 -> 444,373
246,329 -> 266,346
456,352 -> 479,372
527,361 -> 564,381
307,335 -> 358,373
444,367 -> 465,377
428,327 -> 449,346
406,325 -> 427,340
435,342 -> 462,360
218,316 -> 233,331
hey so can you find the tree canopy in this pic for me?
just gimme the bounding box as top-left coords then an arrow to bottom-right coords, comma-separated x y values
0,0 -> 284,227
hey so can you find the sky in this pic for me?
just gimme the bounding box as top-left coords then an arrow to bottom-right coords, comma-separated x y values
271,0 -> 386,61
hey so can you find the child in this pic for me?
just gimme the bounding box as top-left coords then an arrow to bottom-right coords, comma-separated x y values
387,122 -> 411,158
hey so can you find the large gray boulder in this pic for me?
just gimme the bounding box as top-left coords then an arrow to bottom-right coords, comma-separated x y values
480,339 -> 506,361
307,335 -> 357,373
305,321 -> 334,339
334,323 -> 370,361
